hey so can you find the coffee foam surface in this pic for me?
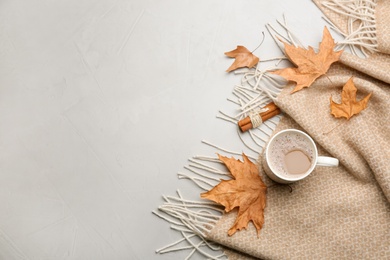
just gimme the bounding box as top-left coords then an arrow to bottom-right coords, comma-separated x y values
268,131 -> 315,177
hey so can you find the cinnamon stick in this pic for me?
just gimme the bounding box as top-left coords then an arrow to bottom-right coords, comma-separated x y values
238,102 -> 281,132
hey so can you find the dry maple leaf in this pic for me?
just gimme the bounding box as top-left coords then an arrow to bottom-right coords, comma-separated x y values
330,77 -> 372,120
225,46 -> 259,72
272,27 -> 343,93
201,153 -> 267,237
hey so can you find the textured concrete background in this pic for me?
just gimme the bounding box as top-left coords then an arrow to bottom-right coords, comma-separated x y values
0,1 -> 326,259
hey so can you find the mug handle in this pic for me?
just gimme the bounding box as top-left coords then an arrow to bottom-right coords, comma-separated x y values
317,156 -> 339,167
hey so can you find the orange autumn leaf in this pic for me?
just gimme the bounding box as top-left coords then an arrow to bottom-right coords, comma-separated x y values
330,77 -> 372,120
272,27 -> 343,93
225,46 -> 259,72
201,153 -> 267,237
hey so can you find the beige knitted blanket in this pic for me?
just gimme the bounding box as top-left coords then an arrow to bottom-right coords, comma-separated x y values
204,1 -> 390,259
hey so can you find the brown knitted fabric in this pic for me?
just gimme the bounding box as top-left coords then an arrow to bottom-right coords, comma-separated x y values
375,0 -> 390,54
205,2 -> 390,259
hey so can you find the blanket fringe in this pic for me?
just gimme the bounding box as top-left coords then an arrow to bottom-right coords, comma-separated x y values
153,190 -> 227,259
320,0 -> 378,57
154,17 -> 302,259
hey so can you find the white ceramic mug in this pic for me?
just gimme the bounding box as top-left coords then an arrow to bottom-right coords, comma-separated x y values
263,129 -> 339,184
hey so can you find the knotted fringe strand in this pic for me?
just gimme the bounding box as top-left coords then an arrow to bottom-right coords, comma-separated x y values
153,190 -> 227,259
154,17 -> 304,259
320,0 -> 378,57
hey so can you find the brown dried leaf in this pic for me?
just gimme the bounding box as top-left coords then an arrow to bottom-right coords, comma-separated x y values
225,46 -> 259,72
330,77 -> 372,120
201,154 -> 267,237
272,27 -> 343,93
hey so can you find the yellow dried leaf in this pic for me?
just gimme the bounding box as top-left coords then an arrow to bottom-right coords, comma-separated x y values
330,77 -> 372,120
225,46 -> 259,72
272,27 -> 342,93
201,154 -> 267,237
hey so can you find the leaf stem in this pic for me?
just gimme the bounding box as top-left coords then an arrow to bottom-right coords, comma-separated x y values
251,32 -> 265,53
322,120 -> 346,135
324,74 -> 334,86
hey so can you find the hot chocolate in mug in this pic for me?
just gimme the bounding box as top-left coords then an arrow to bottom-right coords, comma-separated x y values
263,129 -> 339,184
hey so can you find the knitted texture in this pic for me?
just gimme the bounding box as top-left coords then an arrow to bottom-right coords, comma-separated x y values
206,1 -> 390,259
376,0 -> 390,54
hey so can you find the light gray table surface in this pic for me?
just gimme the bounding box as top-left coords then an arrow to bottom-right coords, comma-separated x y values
0,1 -> 328,259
